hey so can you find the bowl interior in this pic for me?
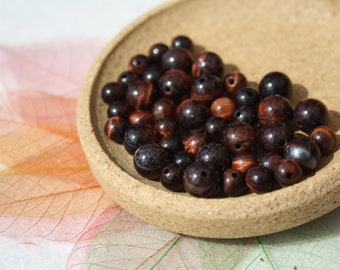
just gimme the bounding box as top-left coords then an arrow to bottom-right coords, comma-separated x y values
78,0 -> 340,238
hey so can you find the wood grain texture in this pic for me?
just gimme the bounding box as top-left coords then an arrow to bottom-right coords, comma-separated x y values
77,0 -> 340,238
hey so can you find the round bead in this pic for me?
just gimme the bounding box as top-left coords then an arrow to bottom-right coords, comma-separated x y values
234,105 -> 258,126
258,71 -> 293,98
235,87 -> 260,107
259,153 -> 282,171
184,132 -> 206,155
129,110 -> 155,126
149,43 -> 169,64
104,116 -> 130,143
283,135 -> 321,172
223,168 -> 247,197
161,47 -> 193,73
246,166 -> 273,194
177,99 -> 209,131
142,65 -> 162,86
173,151 -> 194,167
192,51 -> 224,78
258,95 -> 293,125
159,135 -> 184,153
273,159 -> 303,186
107,100 -> 132,119
294,98 -> 329,133
101,82 -> 125,104
309,125 -> 336,155
161,163 -> 184,191
158,69 -> 192,102
222,121 -> 257,154
223,71 -> 248,97
126,80 -> 154,110
183,162 -> 218,198
210,97 -> 237,121
155,117 -> 178,137
128,54 -> 149,75
171,35 -> 194,52
117,70 -> 138,89
124,124 -> 158,155
232,153 -> 257,173
152,98 -> 176,120
191,74 -> 224,105
204,116 -> 227,142
133,144 -> 170,179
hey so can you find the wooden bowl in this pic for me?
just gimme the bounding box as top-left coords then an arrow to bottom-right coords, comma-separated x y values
77,0 -> 340,238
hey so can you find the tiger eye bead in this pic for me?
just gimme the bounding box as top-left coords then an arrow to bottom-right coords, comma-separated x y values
210,97 -> 237,121
159,135 -> 184,153
246,166 -> 273,194
155,117 -> 178,137
232,153 -> 257,173
129,110 -> 155,126
126,80 -> 154,111
223,71 -> 248,97
192,51 -> 224,78
107,101 -> 132,119
223,168 -> 247,197
104,116 -> 130,143
101,82 -> 125,104
128,54 -> 150,75
184,132 -> 206,155
142,65 -> 162,86
152,98 -> 176,120
234,106 -> 258,126
309,126 -> 336,155
258,95 -> 293,125
204,116 -> 227,142
117,70 -> 138,89
259,153 -> 282,171
273,159 -> 303,186
191,74 -> 224,105
161,47 -> 193,73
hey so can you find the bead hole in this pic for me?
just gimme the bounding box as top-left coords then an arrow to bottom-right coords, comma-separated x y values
279,139 -> 286,146
247,91 -> 253,97
164,168 -> 170,174
235,111 -> 241,117
228,78 -> 235,86
164,87 -> 171,93
235,143 -> 241,149
285,172 -> 292,179
201,171 -> 207,177
199,77 -> 206,84
231,172 -> 238,178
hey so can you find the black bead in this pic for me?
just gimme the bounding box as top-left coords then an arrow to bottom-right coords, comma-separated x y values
117,70 -> 138,89
171,35 -> 194,52
223,168 -> 247,197
245,166 -> 273,194
107,101 -> 132,119
161,47 -> 193,73
159,135 -> 184,153
234,106 -> 258,126
204,116 -> 227,142
160,163 -> 184,191
235,87 -> 260,107
173,151 -> 194,167
149,43 -> 169,64
124,124 -> 158,155
101,82 -> 125,104
259,71 -> 293,98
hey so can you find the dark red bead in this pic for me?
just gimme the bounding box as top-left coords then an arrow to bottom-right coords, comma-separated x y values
128,54 -> 150,75
259,71 -> 293,98
235,87 -> 260,107
161,163 -> 184,191
177,99 -> 209,132
192,51 -> 224,78
294,98 -> 329,133
191,74 -> 224,105
210,97 -> 237,121
142,65 -> 162,86
149,43 -> 169,64
258,95 -> 293,125
158,69 -> 192,102
104,116 -> 130,143
309,125 -> 336,155
152,98 -> 176,120
259,153 -> 282,171
273,159 -> 303,186
124,124 -> 158,155
117,70 -> 138,89
173,151 -> 194,167
183,162 -> 218,198
155,117 -> 178,137
184,132 -> 206,155
101,82 -> 125,104
223,71 -> 248,97
159,135 -> 184,153
129,110 -> 155,126
223,168 -> 247,197
161,47 -> 193,73
246,166 -> 273,194
232,153 -> 257,173
234,106 -> 258,126
126,80 -> 154,110
133,143 -> 170,180
107,100 -> 132,119
283,135 -> 321,173
171,35 -> 194,52
204,116 -> 227,142
222,121 -> 257,154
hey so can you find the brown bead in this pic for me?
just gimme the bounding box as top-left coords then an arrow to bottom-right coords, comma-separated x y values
273,159 -> 303,186
129,110 -> 155,126
152,97 -> 176,120
210,97 -> 237,121
223,168 -> 247,197
104,116 -> 130,143
128,54 -> 149,75
155,117 -> 177,137
232,153 -> 257,173
126,80 -> 154,110
184,132 -> 206,155
191,51 -> 224,78
246,166 -> 273,194
223,71 -> 248,97
309,125 -> 336,155
258,95 -> 293,125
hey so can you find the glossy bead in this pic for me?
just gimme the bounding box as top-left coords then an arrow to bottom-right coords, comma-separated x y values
309,125 -> 337,155
204,116 -> 227,142
283,135 -> 321,172
177,99 -> 209,131
126,80 -> 154,110
258,95 -> 293,125
246,166 -> 273,194
210,97 -> 237,121
184,132 -> 206,155
104,116 -> 130,143
232,153 -> 257,173
107,100 -> 132,119
155,117 -> 177,137
183,162 -> 218,198
223,71 -> 248,97
259,71 -> 293,98
128,54 -> 149,75
101,82 -> 125,104
133,143 -> 170,179
222,121 -> 257,154
259,153 -> 282,171
149,43 -> 169,64
258,123 -> 293,154
161,163 -> 184,191
192,51 -> 224,78
195,142 -> 232,171
294,98 -> 329,133
124,124 -> 158,155
173,151 -> 194,167
158,69 -> 192,102
234,106 -> 258,126
142,65 -> 162,86
152,98 -> 176,120
191,74 -> 224,104
159,135 -> 184,153
161,47 -> 193,73
117,70 -> 138,89
273,159 -> 303,186
235,87 -> 260,107
129,110 -> 155,126
223,168 -> 247,197
171,35 -> 194,52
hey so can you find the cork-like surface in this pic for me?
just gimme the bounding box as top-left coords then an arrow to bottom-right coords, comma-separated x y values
77,0 -> 340,238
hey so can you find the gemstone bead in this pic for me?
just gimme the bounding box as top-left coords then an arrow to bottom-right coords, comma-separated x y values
210,97 -> 237,121
258,71 -> 293,98
309,125 -> 337,155
161,47 -> 193,73
161,163 -> 184,191
258,95 -> 293,125
245,166 -> 273,194
126,80 -> 154,110
104,116 -> 130,143
223,168 -> 247,197
273,159 -> 303,186
101,82 -> 125,104
232,152 -> 257,173
223,71 -> 247,97
192,51 -> 224,78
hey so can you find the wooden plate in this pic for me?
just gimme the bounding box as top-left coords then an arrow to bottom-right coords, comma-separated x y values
77,0 -> 340,238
